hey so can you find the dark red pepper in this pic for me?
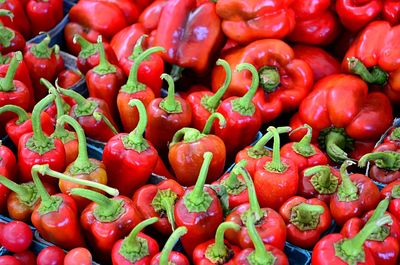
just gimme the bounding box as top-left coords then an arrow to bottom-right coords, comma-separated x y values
57,69 -> 83,89
0,143 -> 16,213
25,0 -> 63,35
381,181 -> 400,222
110,23 -> 147,61
0,10 -> 26,54
64,22 -> 102,56
0,0 -> 30,38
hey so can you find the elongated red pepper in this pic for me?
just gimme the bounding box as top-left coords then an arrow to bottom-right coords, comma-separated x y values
111,217 -> 159,265
359,150 -> 400,184
330,160 -> 380,226
336,0 -> 382,32
0,10 -> 26,55
26,0 -> 63,35
103,99 -> 158,196
168,113 -> 226,186
117,46 -> 164,132
381,181 -> 400,222
225,161 -> 286,250
0,143 -> 16,213
132,179 -> 184,235
0,0 -> 30,38
174,152 -> 224,257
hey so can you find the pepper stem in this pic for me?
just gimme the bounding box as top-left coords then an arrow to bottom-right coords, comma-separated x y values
304,165 -> 338,194
258,66 -> 280,93
202,113 -> 226,134
290,124 -> 316,157
0,176 -> 31,202
0,51 -> 21,91
93,112 -> 118,135
169,127 -> 203,147
183,152 -> 213,212
159,227 -> 187,265
129,35 -> 147,60
249,126 -> 291,158
337,160 -> 359,202
30,34 -> 52,58
73,34 -> 96,59
290,203 -> 324,230
0,9 -> 13,19
365,198 -> 390,226
159,73 -> 182,113
151,189 -> 178,231
0,105 -> 29,124
324,130 -> 349,163
392,185 -> 400,199
122,99 -> 149,152
390,128 -> 400,141
348,57 -> 388,85
31,94 -> 55,143
204,59 -> 232,111
93,36 -> 116,75
358,152 -> 400,171
265,126 -> 287,173
43,80 -> 64,119
205,222 -> 240,262
223,160 -> 247,191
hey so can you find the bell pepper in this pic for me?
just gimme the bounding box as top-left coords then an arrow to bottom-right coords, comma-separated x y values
153,0 -> 224,75
233,211 -> 289,265
341,198 -> 400,265
69,0 -> 127,40
330,160 -> 380,226
150,226 -> 190,265
214,63 -> 262,158
111,217 -> 159,265
254,126 -> 299,210
299,165 -> 341,205
292,44 -> 341,82
95,0 -> 139,25
279,196 -> 331,249
138,0 -> 167,31
215,0 -> 295,45
0,0 -> 30,38
0,11 -> 26,55
336,0 -> 382,32
26,0 -> 63,35
69,188 -> 142,262
132,179 -> 184,235
225,160 -> 286,250
57,69 -> 83,89
146,73 -> 192,157
103,99 -> 158,196
117,46 -> 164,132
381,181 -> 400,222
110,23 -> 147,61
288,0 -> 340,45
281,124 -> 329,172
343,21 -> 400,104
64,22 -> 102,56
168,113 -> 226,186
57,86 -> 118,142
0,143 -> 16,213
212,39 -> 313,124
311,207 -> 392,265
117,34 -> 165,98
187,59 -> 231,131
17,94 -> 66,185
289,74 -> 393,163
383,0 -> 400,25
193,222 -> 241,264
174,152 -> 224,257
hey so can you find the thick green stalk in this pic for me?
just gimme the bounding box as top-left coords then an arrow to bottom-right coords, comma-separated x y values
265,126 -> 287,173
73,34 -> 96,59
30,35 -> 52,58
205,222 -> 240,263
337,160 -> 359,202
128,35 -> 147,60
159,226 -> 187,265
0,51 -> 21,91
348,57 -> 387,85
0,105 -> 29,124
122,99 -> 149,152
291,124 -> 316,157
92,36 -> 116,75
159,73 -> 182,113
358,151 -> 400,171
30,94 -> 55,144
248,126 -> 291,158
202,113 -> 226,134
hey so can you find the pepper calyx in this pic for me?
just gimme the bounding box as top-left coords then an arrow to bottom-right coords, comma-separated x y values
318,127 -> 354,163
258,66 -> 280,93
305,166 -> 339,194
289,203 -> 324,231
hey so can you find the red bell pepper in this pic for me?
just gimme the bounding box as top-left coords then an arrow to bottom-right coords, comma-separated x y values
359,148 -> 399,184
111,217 -> 159,265
110,23 -> 147,61
0,142 -> 16,213
145,73 -> 192,157
281,124 -> 329,172
117,46 -> 164,133
299,165 -> 341,205
341,198 -> 400,265
193,222 -> 241,264
64,22 -> 102,56
225,161 -> 286,250
26,0 -> 63,35
153,0 -> 224,75
311,206 -> 392,265
150,226 -> 190,265
95,0 -> 139,25
57,86 -> 118,142
103,99 -> 158,196
289,74 -> 393,163
87,36 -> 126,121
336,0 -> 382,32
254,126 -> 299,210
343,21 -> 400,104
330,160 -> 380,226
0,0 -> 30,38
0,10 -> 26,55
215,0 -> 295,45
17,94 -> 66,185
381,181 -> 400,222
214,63 -> 262,158
132,179 -> 184,235
383,0 -> 400,25
279,196 -> 331,249
212,39 -> 313,124
233,211 -> 289,265
168,113 -> 226,186
187,59 -> 231,131
138,0 -> 167,31
174,152 -> 224,257
57,69 -> 82,89
70,188 -> 142,262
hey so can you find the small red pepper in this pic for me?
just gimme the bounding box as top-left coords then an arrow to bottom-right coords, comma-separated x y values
341,198 -> 400,265
145,73 -> 192,157
57,69 -> 83,89
193,222 -> 241,265
25,0 -> 63,35
111,217 -> 160,265
174,152 -> 224,257
254,126 -> 299,210
336,0 -> 382,32
132,179 -> 185,235
381,181 -> 400,222
279,196 -> 331,249
64,22 -> 102,56
150,226 -> 190,265
225,161 -> 286,250
168,113 -> 226,186
330,160 -> 380,226
0,0 -> 30,38
214,63 -> 262,158
0,143 -> 16,213
383,0 -> 400,25
359,149 -> 400,184
0,10 -> 26,54
103,99 -> 158,196
117,46 -> 164,133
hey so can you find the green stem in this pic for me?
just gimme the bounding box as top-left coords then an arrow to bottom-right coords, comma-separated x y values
73,34 -> 96,59
93,112 -> 118,135
0,176 -> 33,203
0,9 -> 13,19
42,79 -> 64,119
170,128 -> 203,146
365,198 -> 389,226
348,57 -> 388,85
0,105 -> 29,124
304,165 -> 338,194
56,84 -> 97,117
265,126 -> 287,173
129,35 -> 147,60
31,94 -> 55,143
30,34 -> 52,59
248,126 -> 291,158
325,130 -> 349,163
337,160 -> 359,202
159,226 -> 187,265
223,160 -> 247,193
121,46 -> 165,93
0,51 -> 21,91
202,113 -> 226,134
392,185 -> 400,199
93,36 -> 116,75
290,203 -> 324,230
122,99 -> 149,152
358,151 -> 400,171
205,222 -> 240,262
159,73 -> 182,113
258,66 -> 280,93
204,59 -> 232,111
390,128 -> 400,141
151,189 -> 178,230
290,124 -> 316,157
183,152 -> 213,212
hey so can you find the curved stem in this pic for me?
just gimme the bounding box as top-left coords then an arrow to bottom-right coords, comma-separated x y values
42,79 -> 64,119
30,35 -> 51,58
125,99 -> 147,145
205,59 -> 232,110
0,9 -> 13,19
202,112 -> 226,134
93,112 -> 118,135
122,217 -> 158,250
224,160 -> 247,189
69,188 -> 112,207
365,198 -> 390,225
73,34 -> 96,58
214,222 -> 240,254
337,160 -> 358,201
31,165 -> 52,202
0,105 -> 29,124
31,93 -> 55,143
93,36 -> 116,75
265,126 -> 287,173
159,73 -> 182,113
291,124 -> 316,157
358,151 -> 400,170
251,126 -> 291,152
0,51 -> 21,91
236,63 -> 259,109
129,35 -> 147,60
304,165 -> 332,188
324,130 -> 349,163
0,176 -> 29,198
159,226 -> 187,265
56,84 -> 90,107
170,128 -> 202,146
348,57 -> 388,85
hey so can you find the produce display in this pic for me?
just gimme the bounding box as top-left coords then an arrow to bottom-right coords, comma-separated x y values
1,0 -> 400,264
